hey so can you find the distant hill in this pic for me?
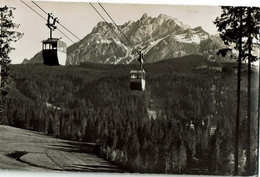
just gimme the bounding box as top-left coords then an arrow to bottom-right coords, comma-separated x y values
24,13 -> 227,65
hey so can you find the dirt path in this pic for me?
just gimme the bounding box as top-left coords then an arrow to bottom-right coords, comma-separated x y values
0,125 -> 123,172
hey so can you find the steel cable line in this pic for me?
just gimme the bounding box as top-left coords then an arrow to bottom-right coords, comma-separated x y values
89,3 -> 129,48
56,22 -> 81,41
31,0 -> 48,14
89,3 -> 131,62
31,0 -> 81,41
57,29 -> 75,43
98,3 -> 154,58
21,0 -> 75,43
21,0 -> 46,21
90,2 -> 142,61
98,3 -> 138,55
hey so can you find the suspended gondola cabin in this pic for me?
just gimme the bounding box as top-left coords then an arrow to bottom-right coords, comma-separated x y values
130,51 -> 146,91
42,38 -> 67,66
42,13 -> 67,66
130,69 -> 146,90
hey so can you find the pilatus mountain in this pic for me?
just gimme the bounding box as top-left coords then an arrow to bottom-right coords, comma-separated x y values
24,13 -> 225,65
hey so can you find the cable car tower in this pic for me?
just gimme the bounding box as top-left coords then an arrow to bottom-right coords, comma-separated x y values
130,51 -> 146,91
42,13 -> 67,66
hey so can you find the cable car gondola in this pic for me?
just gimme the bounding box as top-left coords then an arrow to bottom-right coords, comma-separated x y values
42,38 -> 67,66
42,13 -> 67,66
130,52 -> 146,91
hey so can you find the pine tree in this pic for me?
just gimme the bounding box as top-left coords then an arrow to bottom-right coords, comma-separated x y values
0,6 -> 22,117
214,6 -> 260,175
242,7 -> 260,175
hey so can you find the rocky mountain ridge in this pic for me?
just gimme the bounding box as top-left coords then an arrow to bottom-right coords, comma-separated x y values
24,13 -> 226,65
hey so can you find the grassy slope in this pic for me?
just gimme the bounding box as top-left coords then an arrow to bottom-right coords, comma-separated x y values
0,125 -> 121,172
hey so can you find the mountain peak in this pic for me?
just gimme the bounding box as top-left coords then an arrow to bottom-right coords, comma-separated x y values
158,14 -> 170,20
194,26 -> 202,30
22,58 -> 29,64
193,26 -> 209,36
141,13 -> 148,20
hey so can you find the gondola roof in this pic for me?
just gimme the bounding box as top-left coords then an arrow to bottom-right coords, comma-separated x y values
130,69 -> 145,73
42,38 -> 60,43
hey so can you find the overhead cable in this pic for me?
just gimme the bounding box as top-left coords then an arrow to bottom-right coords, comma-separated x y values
31,0 -> 48,15
20,0 -> 75,43
89,3 -> 128,47
31,0 -> 81,41
98,3 -> 137,54
21,0 -> 46,21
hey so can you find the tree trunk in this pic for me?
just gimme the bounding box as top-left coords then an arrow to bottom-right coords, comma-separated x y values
234,7 -> 243,175
246,8 -> 252,175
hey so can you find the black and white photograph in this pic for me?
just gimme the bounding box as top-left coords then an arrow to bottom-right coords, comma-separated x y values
0,0 -> 259,176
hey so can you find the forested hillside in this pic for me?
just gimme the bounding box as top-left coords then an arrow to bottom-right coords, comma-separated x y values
1,55 -> 258,174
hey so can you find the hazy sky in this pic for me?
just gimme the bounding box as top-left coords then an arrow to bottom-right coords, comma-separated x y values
0,0 -> 237,64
